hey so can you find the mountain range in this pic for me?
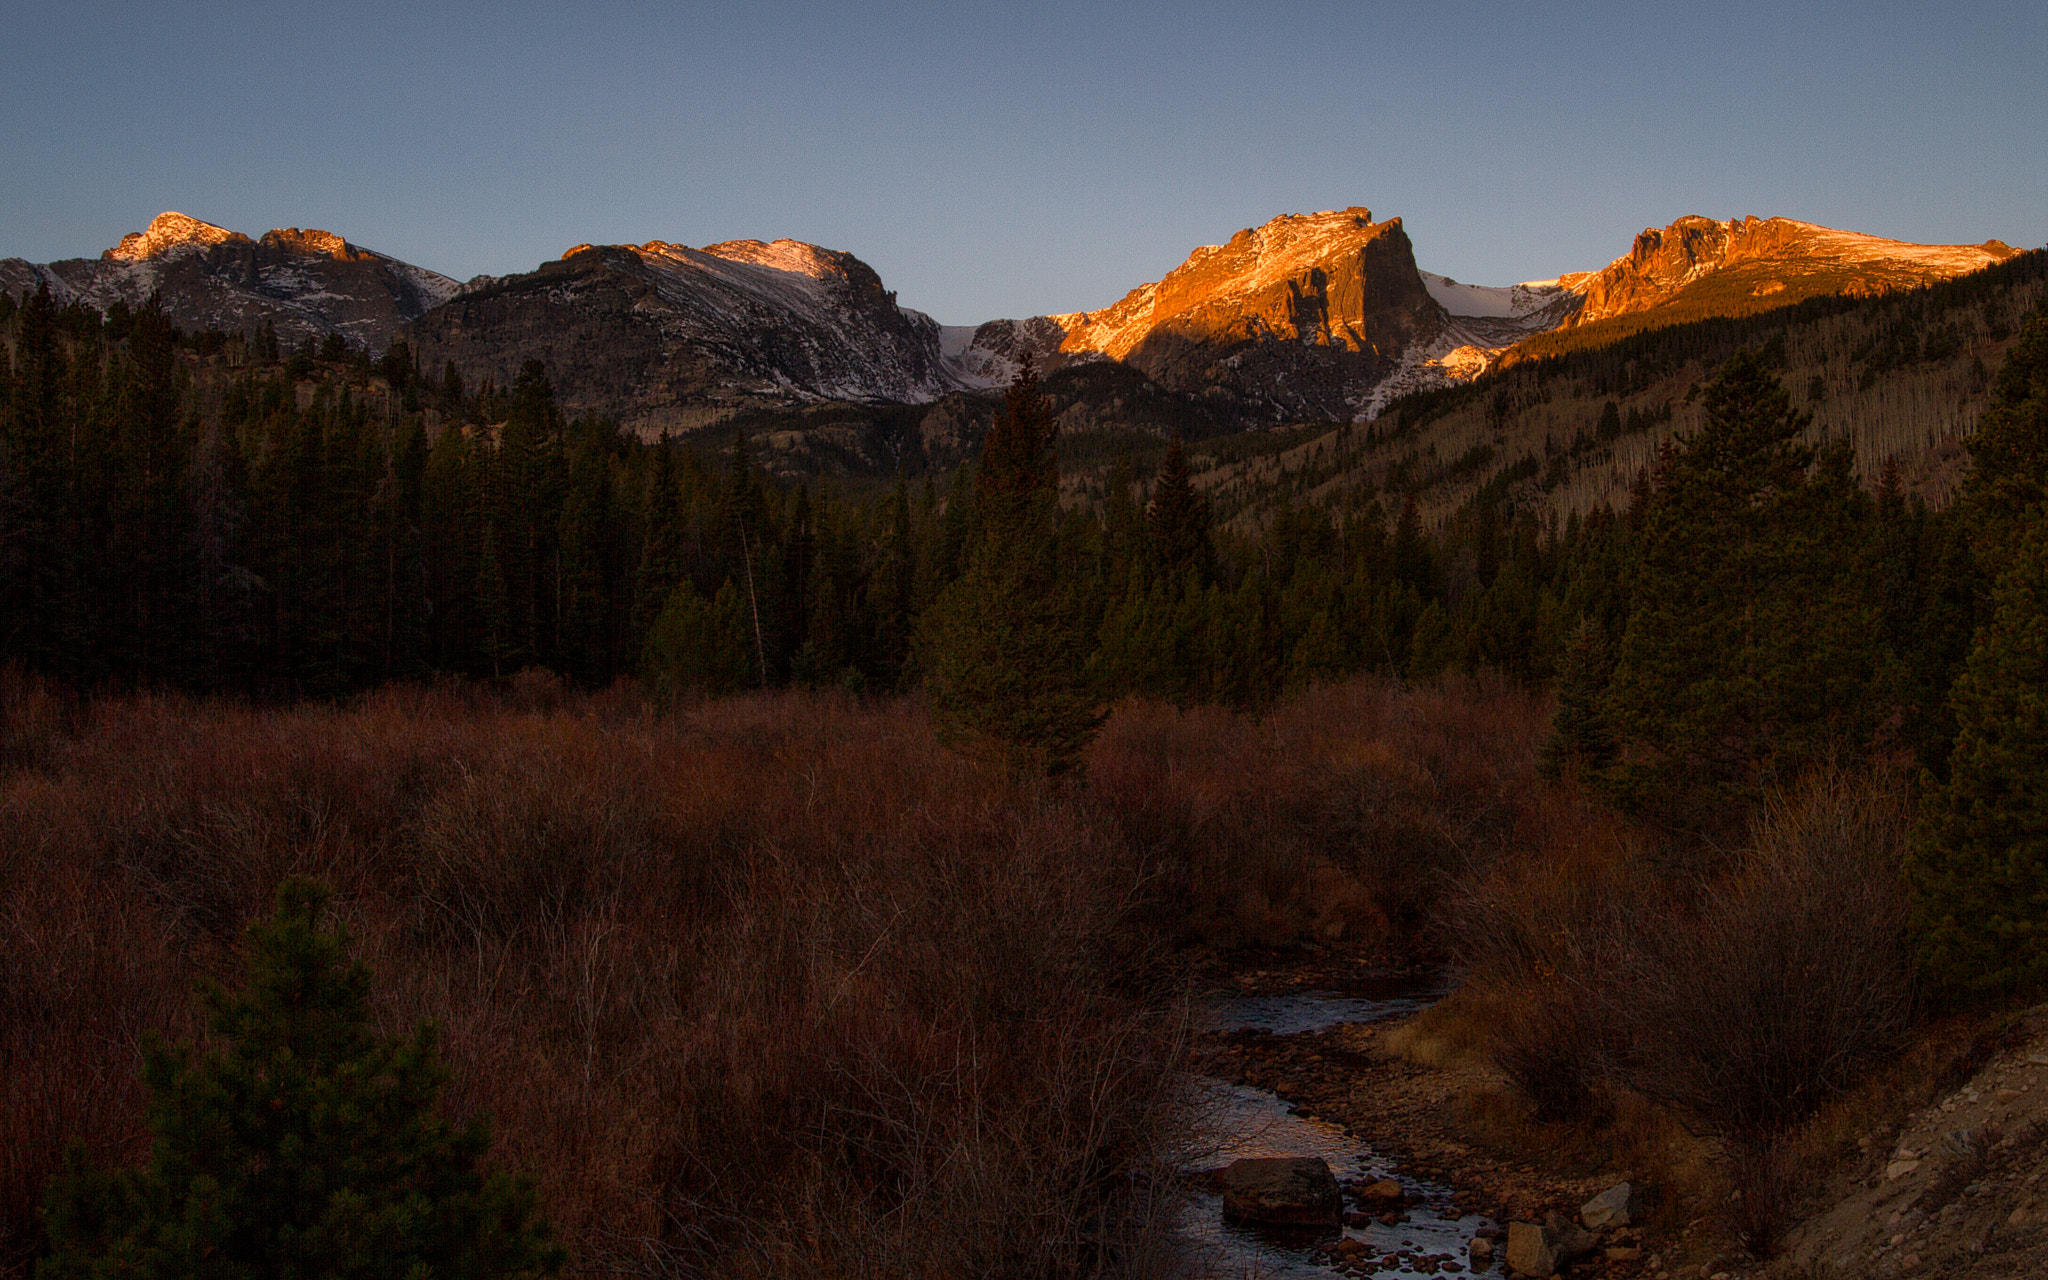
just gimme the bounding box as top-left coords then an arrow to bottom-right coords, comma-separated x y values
1,208 -> 2020,437
0,212 -> 459,351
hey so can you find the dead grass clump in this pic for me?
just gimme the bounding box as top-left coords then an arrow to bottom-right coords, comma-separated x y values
0,837 -> 193,1273
0,666 -> 75,774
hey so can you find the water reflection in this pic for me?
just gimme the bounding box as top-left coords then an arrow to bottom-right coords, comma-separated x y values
1181,985 -> 1495,1278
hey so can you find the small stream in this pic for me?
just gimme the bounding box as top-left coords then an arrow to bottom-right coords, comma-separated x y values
1179,982 -> 1499,1278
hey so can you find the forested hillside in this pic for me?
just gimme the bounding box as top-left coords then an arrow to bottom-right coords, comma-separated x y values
0,268 -> 2038,769
1160,249 -> 2048,536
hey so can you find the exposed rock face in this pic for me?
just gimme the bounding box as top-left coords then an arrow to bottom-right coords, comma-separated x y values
105,211 -> 247,262
0,211 -> 459,349
405,238 -> 956,437
1565,215 -> 2018,328
1216,1156 -> 1343,1227
1043,208 -> 1448,421
939,315 -> 1080,388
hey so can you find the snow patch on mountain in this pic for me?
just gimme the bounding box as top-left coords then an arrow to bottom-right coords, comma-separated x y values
548,239 -> 954,404
701,238 -> 850,281
938,316 -> 1084,390
104,212 -> 245,262
1756,220 -> 2013,275
1420,270 -> 1589,326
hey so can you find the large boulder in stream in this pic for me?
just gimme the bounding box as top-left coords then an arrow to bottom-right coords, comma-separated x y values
1218,1156 -> 1343,1227
1505,1221 -> 1559,1277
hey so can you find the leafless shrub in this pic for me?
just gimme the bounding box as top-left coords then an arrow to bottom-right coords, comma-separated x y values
1087,673 -> 1553,950
1457,759 -> 1914,1231
1729,1137 -> 1799,1259
1603,765 -> 1915,1146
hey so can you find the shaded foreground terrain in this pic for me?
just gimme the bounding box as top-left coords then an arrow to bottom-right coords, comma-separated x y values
6,666 -> 2045,1280
0,672 -> 1559,1279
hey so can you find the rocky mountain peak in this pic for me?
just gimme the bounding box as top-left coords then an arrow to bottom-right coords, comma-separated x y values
259,227 -> 365,261
103,211 -> 250,262
702,238 -> 858,282
6,211 -> 458,351
1055,206 -> 1423,366
1571,214 -> 2020,326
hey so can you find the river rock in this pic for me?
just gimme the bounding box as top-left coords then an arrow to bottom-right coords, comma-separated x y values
1361,1178 -> 1405,1202
1505,1221 -> 1558,1276
1545,1211 -> 1598,1260
1469,1235 -> 1495,1264
1580,1181 -> 1639,1230
1219,1156 -> 1343,1227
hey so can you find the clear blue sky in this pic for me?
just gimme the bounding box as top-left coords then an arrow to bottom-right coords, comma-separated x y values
4,0 -> 2042,326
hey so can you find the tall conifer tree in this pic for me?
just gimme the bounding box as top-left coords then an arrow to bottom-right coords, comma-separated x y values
923,359 -> 1100,777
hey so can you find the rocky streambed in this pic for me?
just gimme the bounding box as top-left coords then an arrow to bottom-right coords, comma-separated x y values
1181,965 -> 1660,1279
1182,980 -> 1500,1277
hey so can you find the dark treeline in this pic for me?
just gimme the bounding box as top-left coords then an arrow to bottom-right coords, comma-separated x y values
0,280 -> 2012,781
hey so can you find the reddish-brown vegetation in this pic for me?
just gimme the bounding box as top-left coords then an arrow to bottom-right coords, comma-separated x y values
3,674 -> 1178,1278
19,666 -> 1931,1271
1088,674 -> 1554,951
0,669 -> 1565,1278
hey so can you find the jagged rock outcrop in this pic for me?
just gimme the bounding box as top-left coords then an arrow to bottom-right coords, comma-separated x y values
1565,214 -> 2018,327
1043,208 -> 1448,421
405,238 -> 956,436
0,211 -> 459,348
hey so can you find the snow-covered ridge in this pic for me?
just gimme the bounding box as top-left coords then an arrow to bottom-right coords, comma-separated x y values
531,236 -> 950,405
1420,270 -> 1591,323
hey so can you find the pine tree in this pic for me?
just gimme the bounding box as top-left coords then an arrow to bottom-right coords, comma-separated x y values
1607,349 -> 1877,798
1958,298 -> 2048,560
870,473 -> 916,689
41,878 -> 561,1280
1147,434 -> 1214,592
1908,511 -> 2048,997
923,360 -> 1101,777
640,579 -> 754,701
632,434 -> 684,646
1541,618 -> 1616,778
1909,298 -> 2048,997
475,523 -> 511,678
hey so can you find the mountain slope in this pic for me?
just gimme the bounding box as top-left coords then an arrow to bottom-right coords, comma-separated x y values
405,237 -> 954,435
1015,208 -> 1451,423
0,207 -> 2024,448
0,211 -> 459,349
1503,216 -> 2019,363
1153,249 -> 2048,543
